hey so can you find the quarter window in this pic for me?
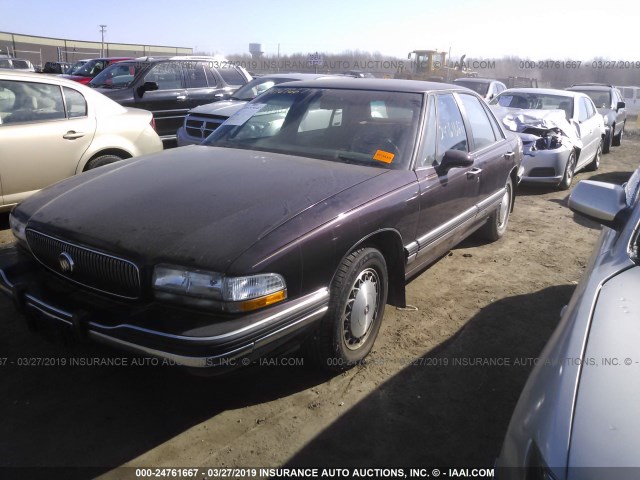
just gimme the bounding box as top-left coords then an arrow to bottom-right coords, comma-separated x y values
63,87 -> 87,118
458,93 -> 497,150
218,68 -> 246,86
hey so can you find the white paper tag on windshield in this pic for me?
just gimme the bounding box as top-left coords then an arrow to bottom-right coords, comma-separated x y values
225,103 -> 267,126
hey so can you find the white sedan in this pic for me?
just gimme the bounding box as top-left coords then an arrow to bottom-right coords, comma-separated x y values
0,70 -> 162,211
490,88 -> 605,190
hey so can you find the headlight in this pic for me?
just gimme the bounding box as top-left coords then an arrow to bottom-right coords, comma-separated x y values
153,265 -> 286,312
8,212 -> 27,244
603,115 -> 609,126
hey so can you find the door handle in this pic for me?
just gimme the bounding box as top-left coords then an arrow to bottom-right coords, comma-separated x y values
63,131 -> 85,140
504,151 -> 515,160
467,167 -> 482,180
176,95 -> 187,101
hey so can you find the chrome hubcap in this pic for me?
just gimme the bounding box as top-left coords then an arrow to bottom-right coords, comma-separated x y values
498,188 -> 510,227
343,268 -> 380,350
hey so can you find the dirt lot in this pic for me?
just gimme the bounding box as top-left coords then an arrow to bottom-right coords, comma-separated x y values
1,131 -> 639,478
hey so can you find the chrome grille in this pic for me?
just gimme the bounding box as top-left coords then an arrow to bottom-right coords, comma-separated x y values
26,229 -> 141,299
184,114 -> 227,140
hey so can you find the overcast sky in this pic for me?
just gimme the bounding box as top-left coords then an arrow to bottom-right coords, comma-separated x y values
1,0 -> 639,60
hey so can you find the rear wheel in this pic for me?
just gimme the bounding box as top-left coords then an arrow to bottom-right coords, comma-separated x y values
478,177 -> 512,241
85,154 -> 124,170
612,121 -> 625,146
587,139 -> 602,171
603,127 -> 612,154
559,150 -> 576,190
308,248 -> 388,371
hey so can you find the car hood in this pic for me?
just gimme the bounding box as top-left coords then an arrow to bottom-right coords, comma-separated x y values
59,74 -> 91,84
19,146 -> 388,272
568,266 -> 640,470
490,105 -> 581,147
188,99 -> 248,117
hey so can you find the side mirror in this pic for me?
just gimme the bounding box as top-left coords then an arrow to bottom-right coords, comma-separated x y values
439,150 -> 473,170
568,180 -> 627,230
137,81 -> 159,98
617,101 -> 626,111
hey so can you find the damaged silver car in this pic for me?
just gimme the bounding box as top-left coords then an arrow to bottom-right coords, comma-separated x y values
490,89 -> 605,190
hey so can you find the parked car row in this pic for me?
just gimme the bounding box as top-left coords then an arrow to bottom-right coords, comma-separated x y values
88,56 -> 252,141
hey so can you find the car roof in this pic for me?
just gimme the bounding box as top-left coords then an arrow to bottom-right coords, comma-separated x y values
502,87 -> 584,98
0,69 -> 101,87
269,78 -> 470,93
567,85 -> 614,91
257,73 -> 337,80
453,77 -> 500,84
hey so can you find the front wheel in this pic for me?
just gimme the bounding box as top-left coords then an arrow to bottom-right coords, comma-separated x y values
559,150 -> 576,190
478,177 -> 512,242
308,248 -> 388,371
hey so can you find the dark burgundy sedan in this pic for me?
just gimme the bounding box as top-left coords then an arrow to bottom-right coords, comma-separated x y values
0,79 -> 522,372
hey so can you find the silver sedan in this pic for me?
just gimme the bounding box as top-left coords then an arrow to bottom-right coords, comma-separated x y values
497,169 -> 640,479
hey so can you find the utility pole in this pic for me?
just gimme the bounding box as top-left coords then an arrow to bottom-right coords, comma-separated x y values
99,25 -> 107,57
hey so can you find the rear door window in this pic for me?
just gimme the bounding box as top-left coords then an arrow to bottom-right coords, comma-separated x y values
458,93 -> 497,150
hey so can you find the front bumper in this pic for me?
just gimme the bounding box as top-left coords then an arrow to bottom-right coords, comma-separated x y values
520,147 -> 570,185
0,248 -> 329,370
176,126 -> 201,147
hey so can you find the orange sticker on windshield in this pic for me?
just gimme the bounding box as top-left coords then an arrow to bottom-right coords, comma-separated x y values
373,150 -> 395,164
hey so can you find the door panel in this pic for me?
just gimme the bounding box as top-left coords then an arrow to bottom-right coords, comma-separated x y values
410,94 -> 479,274
134,61 -> 187,138
0,116 -> 95,206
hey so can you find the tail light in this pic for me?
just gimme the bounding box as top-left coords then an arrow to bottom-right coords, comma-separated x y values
150,117 -> 157,131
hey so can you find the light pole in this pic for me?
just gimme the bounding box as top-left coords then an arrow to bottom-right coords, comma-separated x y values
99,25 -> 107,57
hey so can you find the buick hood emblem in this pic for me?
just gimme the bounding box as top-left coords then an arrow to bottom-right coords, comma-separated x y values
58,252 -> 75,274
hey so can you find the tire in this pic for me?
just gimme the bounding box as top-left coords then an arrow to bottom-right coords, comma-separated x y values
478,177 -> 512,242
612,121 -> 624,146
603,128 -> 612,154
586,139 -> 602,171
559,150 -> 576,191
85,154 -> 124,170
308,248 -> 388,371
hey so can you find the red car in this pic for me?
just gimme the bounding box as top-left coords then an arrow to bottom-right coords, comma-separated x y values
60,57 -> 132,84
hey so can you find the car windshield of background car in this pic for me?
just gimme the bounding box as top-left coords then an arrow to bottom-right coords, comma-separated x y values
203,87 -> 422,170
90,63 -> 142,89
455,80 -> 489,96
231,78 -> 298,101
577,90 -> 612,109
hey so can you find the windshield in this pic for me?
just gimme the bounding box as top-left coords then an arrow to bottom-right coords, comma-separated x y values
67,60 -> 87,74
231,77 -> 302,101
574,90 -> 611,109
203,87 -> 423,170
72,59 -> 107,78
455,80 -> 489,96
490,92 -> 574,118
89,62 -> 144,89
